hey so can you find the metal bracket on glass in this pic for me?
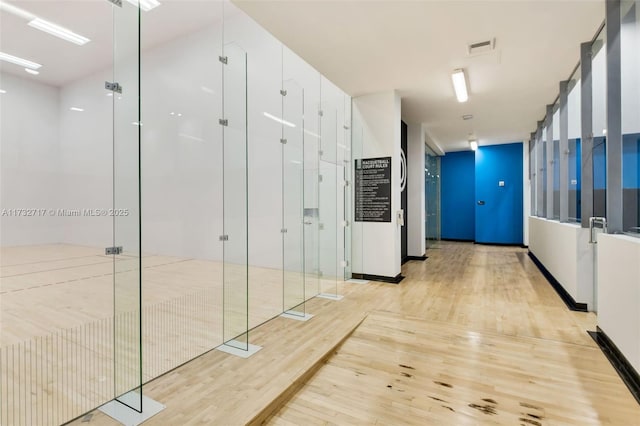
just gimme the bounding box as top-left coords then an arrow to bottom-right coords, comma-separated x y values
105,246 -> 123,255
342,220 -> 350,227
318,110 -> 324,117
304,220 -> 313,225
319,223 -> 324,230
106,0 -> 122,7
280,228 -> 287,233
280,138 -> 287,144
589,217 -> 607,244
219,119 -> 228,126
343,125 -> 350,130
280,89 -> 287,96
105,81 -> 122,93
219,235 -> 229,241
318,174 -> 323,183
219,56 -> 228,64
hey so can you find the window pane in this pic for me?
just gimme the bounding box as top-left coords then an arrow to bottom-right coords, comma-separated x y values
622,0 -> 640,235
567,66 -> 582,222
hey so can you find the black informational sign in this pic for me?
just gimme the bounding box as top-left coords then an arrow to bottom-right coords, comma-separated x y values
355,157 -> 392,222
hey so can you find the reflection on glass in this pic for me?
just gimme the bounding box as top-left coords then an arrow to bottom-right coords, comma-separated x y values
621,0 -> 640,235
567,66 -> 582,222
592,25 -> 607,218
222,42 -> 248,350
425,145 -> 441,248
552,103 -> 560,220
283,80 -> 305,314
542,127 -> 548,217
318,81 -> 338,296
113,0 -> 142,411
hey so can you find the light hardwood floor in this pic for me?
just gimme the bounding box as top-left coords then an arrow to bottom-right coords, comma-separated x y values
66,241 -> 640,426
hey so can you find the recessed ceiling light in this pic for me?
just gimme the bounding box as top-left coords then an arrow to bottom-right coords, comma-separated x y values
70,107 -> 84,112
28,18 -> 90,46
25,68 -> 40,75
125,0 -> 161,12
0,51 -> 41,70
0,89 -> 6,94
469,140 -> 478,151
451,69 -> 468,103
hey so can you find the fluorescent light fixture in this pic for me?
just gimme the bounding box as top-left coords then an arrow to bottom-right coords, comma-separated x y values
28,18 -> 90,46
125,0 -> 161,12
25,68 -> 39,75
0,51 -> 41,70
451,69 -> 468,103
0,89 -> 6,94
263,112 -> 295,128
469,140 -> 478,151
70,107 -> 84,112
0,2 -> 34,20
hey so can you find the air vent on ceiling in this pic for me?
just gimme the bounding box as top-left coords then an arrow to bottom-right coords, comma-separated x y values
467,38 -> 496,56
462,114 -> 473,120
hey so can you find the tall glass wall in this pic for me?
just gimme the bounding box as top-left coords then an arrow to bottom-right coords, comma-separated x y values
567,66 -> 582,222
0,1 -> 351,424
541,125 -> 548,216
552,102 -> 561,220
592,25 -> 607,218
621,0 -> 640,235
1,1 -> 144,423
425,146 -> 441,248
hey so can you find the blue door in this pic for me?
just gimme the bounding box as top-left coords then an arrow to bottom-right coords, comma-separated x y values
475,143 -> 524,244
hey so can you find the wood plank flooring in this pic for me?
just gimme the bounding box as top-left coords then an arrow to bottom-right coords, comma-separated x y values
24,241 -> 640,424
268,311 -> 640,425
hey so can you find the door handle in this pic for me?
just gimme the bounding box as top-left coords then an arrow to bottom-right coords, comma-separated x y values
477,200 -> 485,205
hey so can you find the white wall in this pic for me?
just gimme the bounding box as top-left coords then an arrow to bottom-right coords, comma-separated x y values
352,90 -> 401,278
0,73 -> 61,246
529,217 -> 594,308
568,77 -> 581,140
597,234 -> 640,374
407,123 -> 425,256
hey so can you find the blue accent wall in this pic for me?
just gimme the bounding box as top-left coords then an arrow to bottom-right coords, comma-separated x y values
441,151 -> 475,240
475,142 -> 523,244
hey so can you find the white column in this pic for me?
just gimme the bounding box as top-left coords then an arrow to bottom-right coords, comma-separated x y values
407,123 -> 426,257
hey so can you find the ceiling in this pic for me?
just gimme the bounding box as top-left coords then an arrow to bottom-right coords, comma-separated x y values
0,0 -> 224,87
233,0 -> 604,152
1,1 -> 604,153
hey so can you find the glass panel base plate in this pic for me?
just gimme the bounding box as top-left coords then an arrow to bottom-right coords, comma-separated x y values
280,311 -> 314,321
98,392 -> 165,426
347,279 -> 369,284
216,340 -> 262,358
317,293 -> 344,301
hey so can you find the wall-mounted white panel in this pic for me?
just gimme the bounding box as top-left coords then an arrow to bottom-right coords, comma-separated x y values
597,233 -> 640,375
0,73 -> 61,246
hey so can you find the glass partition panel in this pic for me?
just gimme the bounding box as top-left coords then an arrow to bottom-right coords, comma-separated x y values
282,79 -> 305,314
530,139 -> 536,216
342,95 -> 353,280
568,66 -> 582,222
140,0 -> 224,379
621,0 -> 640,235
222,42 -> 248,350
592,25 -> 607,218
541,126 -> 548,216
303,75 -> 320,300
552,103 -> 561,220
350,120 -> 364,276
113,0 -> 142,410
425,146 -> 441,248
318,81 -> 338,296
